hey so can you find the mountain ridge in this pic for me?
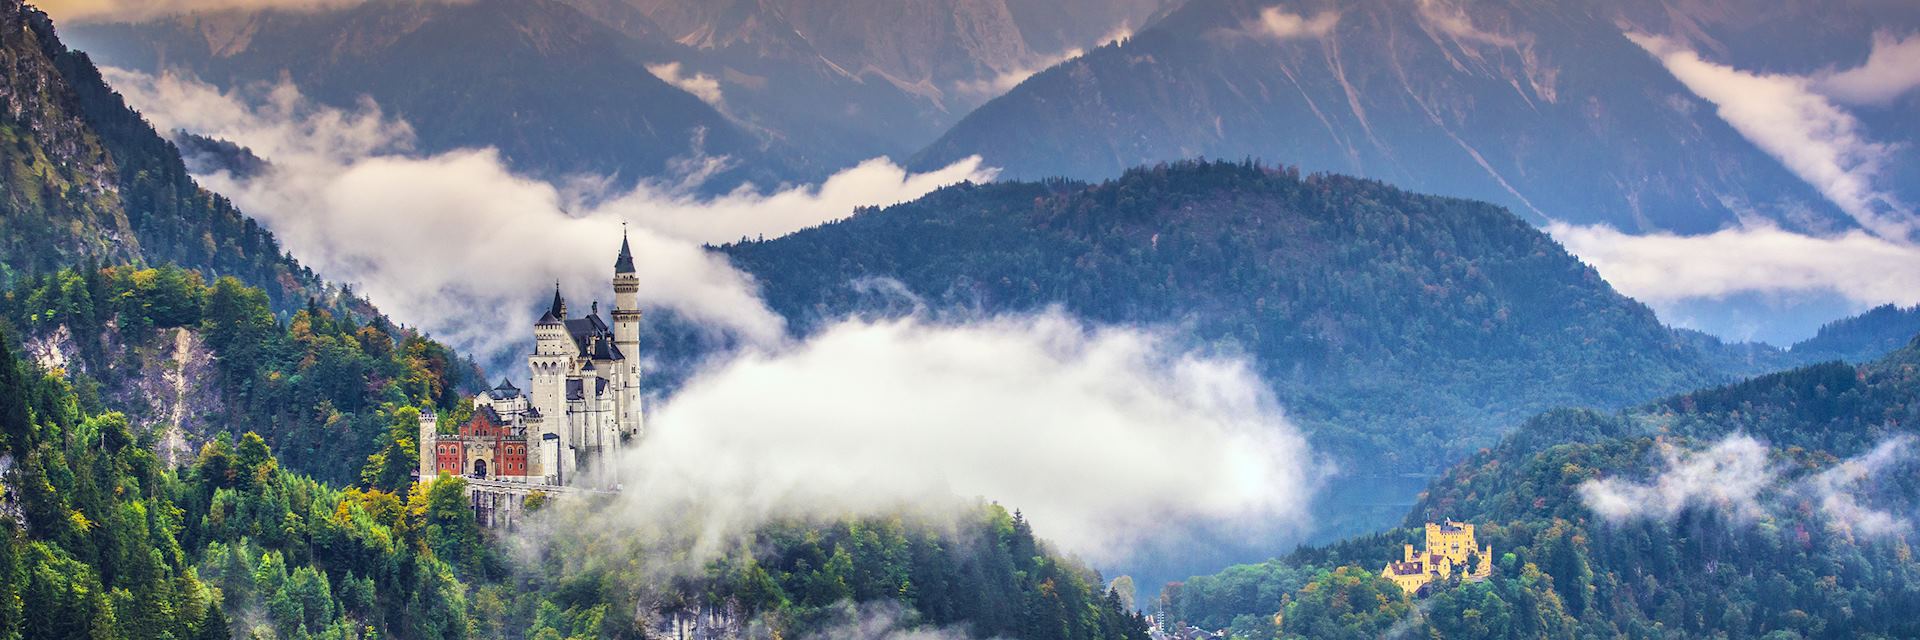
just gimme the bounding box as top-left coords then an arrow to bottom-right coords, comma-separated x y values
909,0 -> 1864,236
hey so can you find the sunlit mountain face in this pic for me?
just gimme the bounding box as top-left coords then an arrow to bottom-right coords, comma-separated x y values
10,0 -> 1920,636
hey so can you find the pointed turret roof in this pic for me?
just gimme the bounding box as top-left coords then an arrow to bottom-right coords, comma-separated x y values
547,281 -> 566,320
614,225 -> 636,274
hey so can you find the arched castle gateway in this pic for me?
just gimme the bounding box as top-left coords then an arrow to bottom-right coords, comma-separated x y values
418,235 -> 644,500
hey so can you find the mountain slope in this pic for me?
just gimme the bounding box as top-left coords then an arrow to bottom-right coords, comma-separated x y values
1165,335 -> 1920,638
0,0 -> 480,484
0,0 -> 311,304
722,160 -> 1722,470
66,0 -> 787,185
911,0 -> 1856,235
69,0 -> 1162,181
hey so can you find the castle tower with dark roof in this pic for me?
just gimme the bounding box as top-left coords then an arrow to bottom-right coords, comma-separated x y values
421,240 -> 645,487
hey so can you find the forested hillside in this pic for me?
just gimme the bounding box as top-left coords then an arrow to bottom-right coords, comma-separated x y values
724,160 -> 1721,470
0,265 -> 475,485
0,0 -> 317,308
0,335 -> 1148,639
0,0 -> 494,486
1161,335 -> 1920,638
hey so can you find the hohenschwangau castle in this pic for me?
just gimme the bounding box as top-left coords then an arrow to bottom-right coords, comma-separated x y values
417,237 -> 645,486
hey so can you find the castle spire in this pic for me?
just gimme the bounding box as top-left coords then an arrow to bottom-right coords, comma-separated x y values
614,224 -> 636,274
549,281 -> 566,319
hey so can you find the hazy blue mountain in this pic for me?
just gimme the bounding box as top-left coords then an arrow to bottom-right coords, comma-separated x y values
66,0 -> 792,186
911,0 -> 1893,235
69,0 -> 1162,183
704,160 -> 1920,593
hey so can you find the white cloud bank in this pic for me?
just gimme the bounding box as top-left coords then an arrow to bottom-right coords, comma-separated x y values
1550,223 -> 1920,306
1580,434 -> 1916,536
101,68 -> 994,361
38,0 -> 463,23
597,310 -> 1328,564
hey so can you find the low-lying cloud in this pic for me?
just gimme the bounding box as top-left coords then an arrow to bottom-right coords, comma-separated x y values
1579,435 -> 1775,523
1806,435 -> 1917,537
102,68 -> 994,362
1250,7 -> 1340,41
38,0 -> 462,23
594,310 -> 1329,565
1813,31 -> 1920,106
954,24 -> 1135,101
646,62 -> 725,109
1580,434 -> 1916,536
1550,222 -> 1920,307
1559,32 -> 1920,338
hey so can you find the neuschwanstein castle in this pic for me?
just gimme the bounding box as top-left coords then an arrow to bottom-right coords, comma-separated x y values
416,237 -> 645,487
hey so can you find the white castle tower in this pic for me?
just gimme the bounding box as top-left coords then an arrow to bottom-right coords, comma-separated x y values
421,236 -> 645,487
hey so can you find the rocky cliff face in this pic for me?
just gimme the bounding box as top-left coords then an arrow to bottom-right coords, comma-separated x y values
646,602 -> 749,640
0,0 -> 135,272
23,323 -> 223,467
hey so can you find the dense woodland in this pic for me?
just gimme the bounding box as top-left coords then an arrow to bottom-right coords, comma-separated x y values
1162,339 -> 1920,639
0,329 -> 1151,639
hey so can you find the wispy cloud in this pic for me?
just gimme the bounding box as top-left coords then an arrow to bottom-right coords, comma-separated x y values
101,68 -> 995,364
1552,32 -> 1920,337
955,49 -> 1085,101
646,62 -> 725,109
1579,435 -> 1776,523
1581,434 -> 1917,537
1813,31 -> 1920,106
104,68 -> 1331,569
1414,0 -> 1518,49
1806,435 -> 1917,537
1250,7 -> 1340,41
1628,32 -> 1912,240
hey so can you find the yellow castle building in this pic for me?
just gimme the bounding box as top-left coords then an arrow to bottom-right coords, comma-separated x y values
1380,520 -> 1494,595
